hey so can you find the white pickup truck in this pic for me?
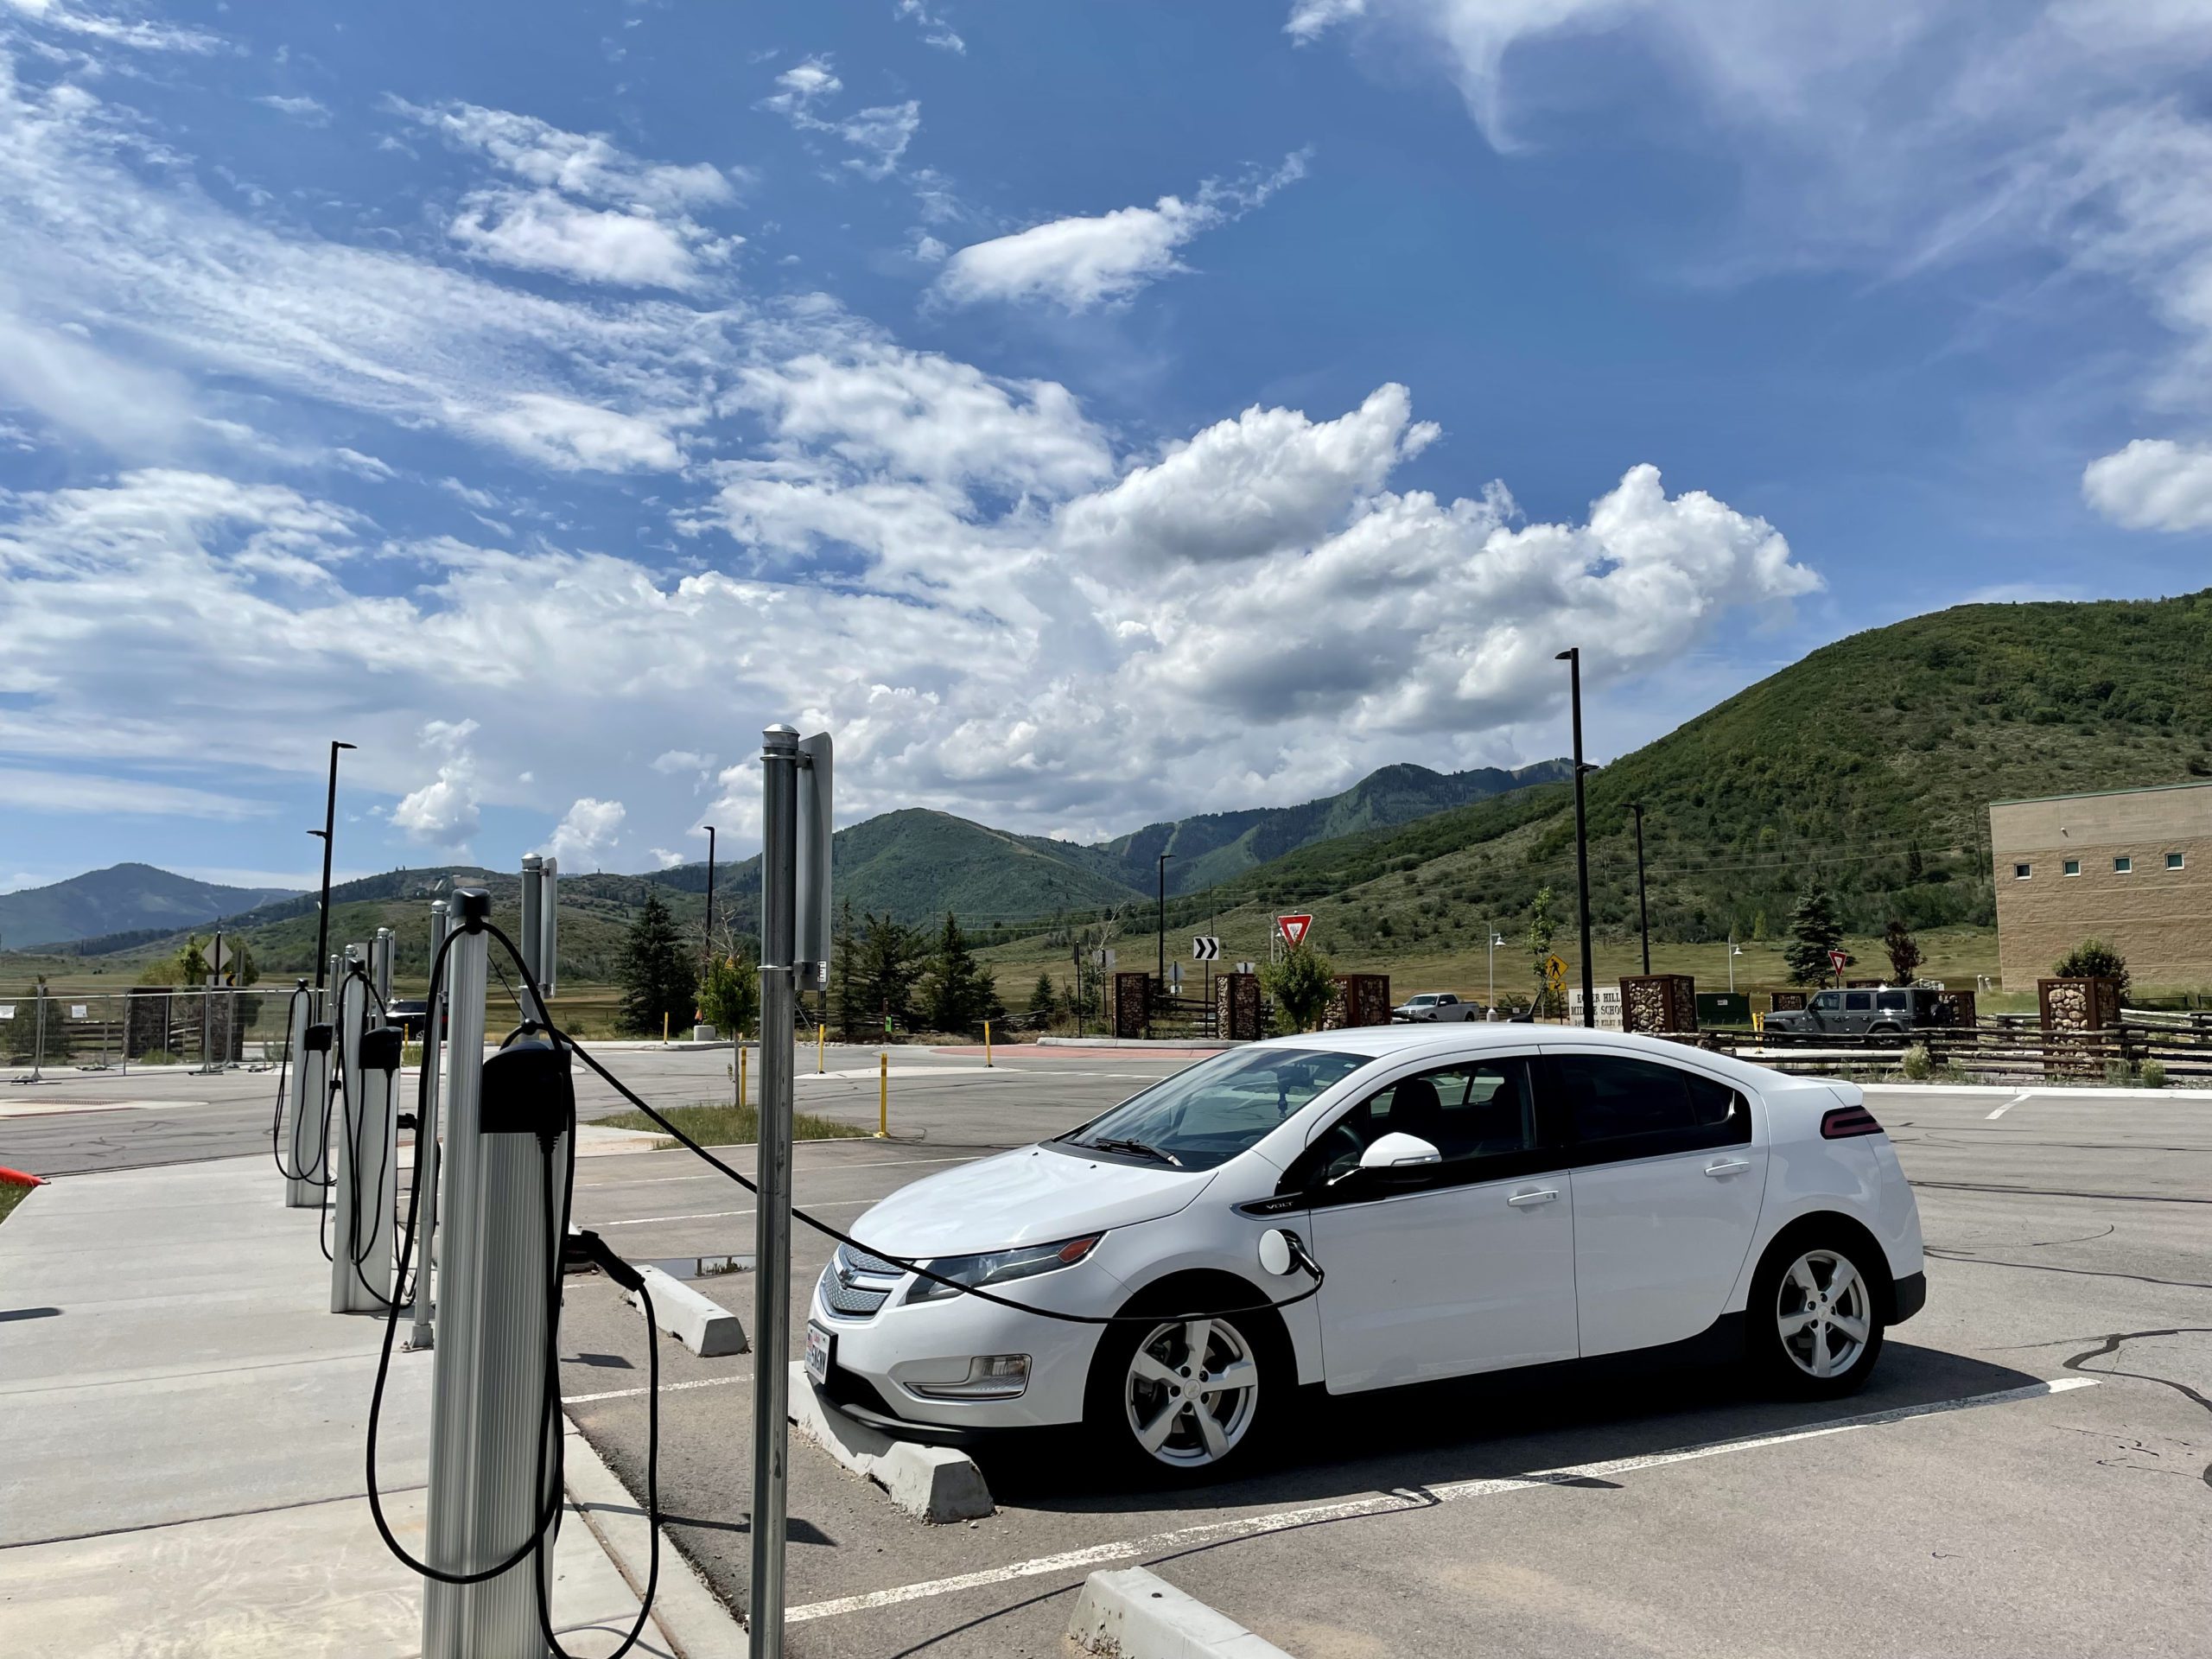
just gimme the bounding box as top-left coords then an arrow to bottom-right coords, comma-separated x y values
1390,991 -> 1484,1022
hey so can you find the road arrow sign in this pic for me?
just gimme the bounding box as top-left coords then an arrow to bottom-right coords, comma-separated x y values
1192,936 -> 1220,961
1277,914 -> 1313,948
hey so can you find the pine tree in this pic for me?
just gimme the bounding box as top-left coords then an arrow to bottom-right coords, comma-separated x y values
832,898 -> 862,1041
1027,970 -> 1058,1027
918,912 -> 1004,1034
1784,880 -> 1848,986
855,912 -> 925,1037
618,891 -> 697,1035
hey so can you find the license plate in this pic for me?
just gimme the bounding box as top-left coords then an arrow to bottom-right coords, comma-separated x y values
804,1322 -> 833,1388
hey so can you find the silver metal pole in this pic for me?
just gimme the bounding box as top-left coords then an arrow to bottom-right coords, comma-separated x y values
278,979 -> 310,1197
423,889 -> 561,1659
750,724 -> 800,1658
288,1018 -> 331,1208
29,982 -> 45,1083
410,899 -> 450,1351
375,926 -> 395,1005
519,855 -> 544,1020
330,954 -> 393,1313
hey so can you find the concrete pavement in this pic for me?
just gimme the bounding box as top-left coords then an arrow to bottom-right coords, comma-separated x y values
0,1155 -> 741,1658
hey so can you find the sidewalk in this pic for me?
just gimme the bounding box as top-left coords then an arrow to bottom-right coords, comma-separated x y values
0,1156 -> 744,1657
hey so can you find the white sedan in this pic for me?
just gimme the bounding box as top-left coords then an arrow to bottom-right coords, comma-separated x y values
808,1025 -> 1924,1478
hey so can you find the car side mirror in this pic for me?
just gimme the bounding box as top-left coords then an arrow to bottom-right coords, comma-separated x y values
1359,1132 -> 1441,1172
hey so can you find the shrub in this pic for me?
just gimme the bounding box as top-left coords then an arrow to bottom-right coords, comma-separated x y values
2140,1058 -> 2167,1090
2054,938 -> 2130,995
1900,1043 -> 1934,1082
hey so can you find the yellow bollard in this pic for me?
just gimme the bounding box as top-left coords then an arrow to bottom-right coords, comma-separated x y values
984,1020 -> 993,1067
875,1051 -> 889,1139
663,1010 -> 670,1045
817,1022 -> 825,1074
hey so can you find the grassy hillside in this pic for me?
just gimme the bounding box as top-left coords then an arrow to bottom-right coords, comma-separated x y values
1142,591 -> 2212,975
0,863 -> 296,949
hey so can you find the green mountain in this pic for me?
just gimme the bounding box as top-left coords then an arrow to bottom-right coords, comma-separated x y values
0,863 -> 296,950
1096,761 -> 1573,894
1166,590 -> 2212,957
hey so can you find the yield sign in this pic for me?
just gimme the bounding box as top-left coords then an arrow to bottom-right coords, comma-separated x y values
1277,914 -> 1313,948
1828,950 -> 1849,970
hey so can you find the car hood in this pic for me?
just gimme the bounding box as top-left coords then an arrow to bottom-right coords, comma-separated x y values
848,1144 -> 1215,1258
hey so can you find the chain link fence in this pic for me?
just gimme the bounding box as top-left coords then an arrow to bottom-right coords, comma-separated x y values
2,986 -> 301,1076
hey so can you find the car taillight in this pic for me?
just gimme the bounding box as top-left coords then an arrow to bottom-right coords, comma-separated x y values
1821,1105 -> 1883,1139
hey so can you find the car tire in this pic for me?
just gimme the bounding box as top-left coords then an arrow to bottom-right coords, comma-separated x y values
1747,1226 -> 1886,1399
1084,1281 -> 1287,1484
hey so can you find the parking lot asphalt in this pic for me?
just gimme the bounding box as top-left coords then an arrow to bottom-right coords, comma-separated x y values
550,1080 -> 2212,1659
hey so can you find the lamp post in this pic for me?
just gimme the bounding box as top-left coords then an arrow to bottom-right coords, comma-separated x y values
1728,942 -> 1744,994
1155,853 -> 1174,995
1488,931 -> 1505,1010
702,823 -> 717,968
1556,649 -> 1596,1028
311,740 -> 355,992
1630,802 -> 1650,976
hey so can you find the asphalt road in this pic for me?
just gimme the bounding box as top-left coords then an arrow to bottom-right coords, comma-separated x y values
547,1081 -> 2212,1659
11,1052 -> 2209,1656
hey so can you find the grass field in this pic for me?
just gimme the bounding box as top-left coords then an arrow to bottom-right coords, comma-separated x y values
601,1100 -> 867,1149
0,1183 -> 35,1227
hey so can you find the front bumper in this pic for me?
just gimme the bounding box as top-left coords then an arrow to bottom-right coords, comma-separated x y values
809,1271 -> 1105,1432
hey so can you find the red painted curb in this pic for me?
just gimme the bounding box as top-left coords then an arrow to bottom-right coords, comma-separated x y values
0,1166 -> 48,1187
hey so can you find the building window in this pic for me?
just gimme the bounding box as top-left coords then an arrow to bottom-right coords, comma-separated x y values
2013,862 -> 2032,879
2063,858 -> 2081,876
2169,852 -> 2185,871
2113,855 -> 2133,874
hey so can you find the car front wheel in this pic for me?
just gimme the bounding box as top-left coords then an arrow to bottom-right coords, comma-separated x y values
1086,1304 -> 1279,1481
1750,1236 -> 1885,1397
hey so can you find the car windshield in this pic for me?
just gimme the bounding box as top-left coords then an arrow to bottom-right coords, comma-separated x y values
1060,1046 -> 1368,1171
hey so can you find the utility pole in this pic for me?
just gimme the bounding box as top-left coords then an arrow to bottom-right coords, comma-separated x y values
1488,931 -> 1504,1010
1630,802 -> 1650,976
311,740 -> 355,993
1556,649 -> 1596,1028
702,823 -> 718,969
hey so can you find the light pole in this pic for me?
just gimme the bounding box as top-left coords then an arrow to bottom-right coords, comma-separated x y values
702,823 -> 717,968
1556,649 -> 1595,1028
1155,853 -> 1174,995
1630,802 -> 1649,976
1728,942 -> 1744,994
1488,931 -> 1505,1010
312,740 -> 355,991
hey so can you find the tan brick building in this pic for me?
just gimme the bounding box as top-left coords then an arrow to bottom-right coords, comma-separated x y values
1990,781 -> 2212,991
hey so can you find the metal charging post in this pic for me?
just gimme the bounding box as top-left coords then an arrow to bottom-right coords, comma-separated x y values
374,927 -> 395,1006
278,978 -> 310,1196
409,899 -> 449,1351
332,947 -> 396,1313
751,726 -> 830,1659
520,856 -> 544,1002
421,888 -> 569,1658
289,1016 -> 333,1208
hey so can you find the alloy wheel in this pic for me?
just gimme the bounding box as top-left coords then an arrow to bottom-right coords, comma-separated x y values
1122,1317 -> 1259,1466
1776,1249 -> 1872,1379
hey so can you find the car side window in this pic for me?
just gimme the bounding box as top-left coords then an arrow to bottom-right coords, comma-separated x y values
1812,991 -> 1840,1012
1875,990 -> 1907,1012
1549,1053 -> 1751,1165
1296,1057 -> 1544,1195
1843,992 -> 1873,1013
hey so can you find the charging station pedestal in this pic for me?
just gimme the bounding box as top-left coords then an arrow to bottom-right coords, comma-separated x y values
421,891 -> 572,1659
287,1020 -> 332,1208
332,1019 -> 400,1314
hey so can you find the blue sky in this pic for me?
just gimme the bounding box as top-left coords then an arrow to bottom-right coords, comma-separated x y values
3,0 -> 2209,897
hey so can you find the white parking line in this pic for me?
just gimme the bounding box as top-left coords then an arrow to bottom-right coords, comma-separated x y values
1986,1093 -> 2034,1119
594,1198 -> 880,1228
566,1373 -> 748,1405
785,1376 -> 2096,1624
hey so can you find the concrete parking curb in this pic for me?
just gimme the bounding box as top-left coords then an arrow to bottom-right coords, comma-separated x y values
561,1420 -> 749,1657
785,1361 -> 995,1522
626,1264 -> 749,1357
1068,1566 -> 1296,1659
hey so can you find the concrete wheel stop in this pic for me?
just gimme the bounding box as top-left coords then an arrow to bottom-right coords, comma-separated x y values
1068,1566 -> 1298,1658
784,1361 -> 995,1522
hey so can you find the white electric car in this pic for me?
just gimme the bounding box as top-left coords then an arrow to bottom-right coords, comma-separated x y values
809,1025 -> 1924,1478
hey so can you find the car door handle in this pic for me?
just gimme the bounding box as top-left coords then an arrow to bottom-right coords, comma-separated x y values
1506,1188 -> 1559,1207
1704,1159 -> 1752,1177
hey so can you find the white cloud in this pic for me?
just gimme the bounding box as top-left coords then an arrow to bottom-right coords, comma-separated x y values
545,797 -> 626,864
0,765 -> 270,819
391,721 -> 484,849
474,393 -> 688,473
256,94 -> 329,125
652,748 -> 715,774
1286,0 -> 1366,40
760,57 -> 921,180
393,99 -> 732,213
651,846 -> 686,869
447,188 -> 729,289
2082,437 -> 2212,531
935,152 -> 1308,310
0,0 -> 222,54
896,0 -> 967,54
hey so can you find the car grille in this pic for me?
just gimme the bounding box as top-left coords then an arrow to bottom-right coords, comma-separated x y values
818,1242 -> 906,1320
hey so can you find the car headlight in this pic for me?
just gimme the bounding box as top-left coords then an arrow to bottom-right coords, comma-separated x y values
905,1234 -> 1103,1304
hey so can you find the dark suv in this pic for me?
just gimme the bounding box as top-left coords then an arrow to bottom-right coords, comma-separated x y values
1764,985 -> 1950,1038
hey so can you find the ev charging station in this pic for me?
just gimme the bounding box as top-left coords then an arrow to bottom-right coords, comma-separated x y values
331,940 -> 398,1314
279,977 -> 329,1209
407,898 -> 450,1353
